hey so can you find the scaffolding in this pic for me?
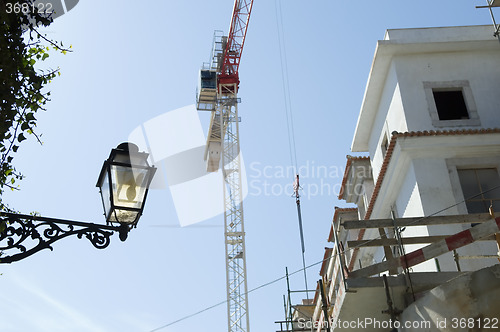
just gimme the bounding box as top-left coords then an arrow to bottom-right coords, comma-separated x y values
275,267 -> 317,332
276,212 -> 500,331
477,0 -> 500,38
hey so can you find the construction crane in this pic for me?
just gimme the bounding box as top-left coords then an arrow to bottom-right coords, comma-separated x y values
196,1 -> 254,332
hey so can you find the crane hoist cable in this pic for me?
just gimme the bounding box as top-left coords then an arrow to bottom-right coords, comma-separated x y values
274,0 -> 298,172
294,174 -> 309,299
275,0 -> 309,298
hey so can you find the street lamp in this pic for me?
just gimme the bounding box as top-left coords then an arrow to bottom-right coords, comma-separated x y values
97,142 -> 157,240
0,142 -> 156,263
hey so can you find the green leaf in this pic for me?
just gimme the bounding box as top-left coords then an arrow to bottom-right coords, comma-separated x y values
42,53 -> 49,61
12,145 -> 19,153
26,113 -> 36,121
21,122 -> 30,131
18,133 -> 26,142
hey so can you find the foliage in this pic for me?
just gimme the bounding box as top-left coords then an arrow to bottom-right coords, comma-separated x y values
0,0 -> 70,212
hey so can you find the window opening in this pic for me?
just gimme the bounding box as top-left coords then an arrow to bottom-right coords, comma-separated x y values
457,168 -> 500,215
433,90 -> 469,121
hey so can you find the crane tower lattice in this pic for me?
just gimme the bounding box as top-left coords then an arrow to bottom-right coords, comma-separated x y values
196,1 -> 254,332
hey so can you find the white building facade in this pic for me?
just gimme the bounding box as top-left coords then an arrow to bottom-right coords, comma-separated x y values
294,25 -> 500,332
349,25 -> 500,273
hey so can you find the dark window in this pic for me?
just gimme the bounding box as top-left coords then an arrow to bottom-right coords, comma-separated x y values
457,168 -> 500,214
433,90 -> 469,120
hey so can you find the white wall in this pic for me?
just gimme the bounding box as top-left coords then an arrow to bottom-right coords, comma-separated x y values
367,44 -> 500,181
394,160 -> 437,272
368,62 -> 408,182
395,51 -> 500,132
400,264 -> 500,331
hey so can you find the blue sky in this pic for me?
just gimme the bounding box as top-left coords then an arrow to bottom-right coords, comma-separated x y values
0,1 -> 493,331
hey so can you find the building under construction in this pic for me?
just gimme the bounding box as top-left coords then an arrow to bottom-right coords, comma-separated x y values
277,24 -> 500,331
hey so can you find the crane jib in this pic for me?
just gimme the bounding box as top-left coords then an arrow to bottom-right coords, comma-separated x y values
220,0 -> 254,87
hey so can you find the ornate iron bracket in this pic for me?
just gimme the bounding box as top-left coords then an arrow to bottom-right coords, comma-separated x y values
0,212 -> 127,264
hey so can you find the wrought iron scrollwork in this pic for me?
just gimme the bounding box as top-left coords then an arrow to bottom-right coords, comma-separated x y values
0,212 -> 124,263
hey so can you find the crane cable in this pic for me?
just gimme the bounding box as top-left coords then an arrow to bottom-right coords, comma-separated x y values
274,0 -> 309,299
275,0 -> 298,172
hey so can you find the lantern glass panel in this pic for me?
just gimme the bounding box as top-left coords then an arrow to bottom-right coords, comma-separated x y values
100,167 -> 112,220
108,209 -> 140,223
110,165 -> 150,209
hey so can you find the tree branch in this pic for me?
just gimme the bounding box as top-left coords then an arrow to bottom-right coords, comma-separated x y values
31,28 -> 72,53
